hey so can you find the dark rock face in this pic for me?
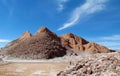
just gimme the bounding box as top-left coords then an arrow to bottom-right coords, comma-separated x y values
0,58 -> 3,62
57,52 -> 120,76
4,27 -> 66,59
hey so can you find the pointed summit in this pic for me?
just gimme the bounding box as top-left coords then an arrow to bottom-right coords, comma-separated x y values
35,26 -> 52,35
19,31 -> 32,40
35,26 -> 59,40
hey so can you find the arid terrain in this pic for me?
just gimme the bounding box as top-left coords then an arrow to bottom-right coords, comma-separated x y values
2,27 -> 113,60
0,27 -> 119,76
0,52 -> 120,76
0,62 -> 69,76
0,55 -> 86,76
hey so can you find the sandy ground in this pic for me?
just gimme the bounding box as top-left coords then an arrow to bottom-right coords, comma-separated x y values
0,62 -> 69,76
0,52 -> 93,76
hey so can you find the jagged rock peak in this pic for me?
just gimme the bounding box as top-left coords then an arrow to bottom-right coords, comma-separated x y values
35,26 -> 53,35
61,33 -> 87,40
61,33 -> 75,38
19,31 -> 32,40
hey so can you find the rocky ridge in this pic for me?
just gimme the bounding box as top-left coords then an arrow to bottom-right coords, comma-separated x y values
1,27 -> 114,59
60,33 -> 110,53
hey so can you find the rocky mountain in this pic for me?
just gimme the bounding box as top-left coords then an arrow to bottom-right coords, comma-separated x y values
2,27 -> 114,59
3,27 -> 66,59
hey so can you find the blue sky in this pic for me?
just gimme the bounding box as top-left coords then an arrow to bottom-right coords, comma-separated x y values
0,0 -> 120,50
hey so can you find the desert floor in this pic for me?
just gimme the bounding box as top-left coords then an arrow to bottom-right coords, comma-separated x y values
0,61 -> 69,76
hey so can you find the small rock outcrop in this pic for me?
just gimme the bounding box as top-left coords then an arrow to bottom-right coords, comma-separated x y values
57,52 -> 120,76
0,58 -> 3,62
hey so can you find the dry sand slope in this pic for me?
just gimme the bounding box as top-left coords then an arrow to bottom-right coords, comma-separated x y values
0,62 -> 69,76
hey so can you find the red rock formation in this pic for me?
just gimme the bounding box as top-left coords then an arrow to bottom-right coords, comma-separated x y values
83,42 -> 110,53
60,33 -> 88,49
60,33 -> 111,53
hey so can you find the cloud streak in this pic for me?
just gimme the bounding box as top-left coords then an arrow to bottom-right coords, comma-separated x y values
0,0 -> 14,16
98,41 -> 120,50
57,0 -> 69,12
0,39 -> 10,43
87,35 -> 120,50
100,35 -> 120,41
98,41 -> 120,47
58,0 -> 108,30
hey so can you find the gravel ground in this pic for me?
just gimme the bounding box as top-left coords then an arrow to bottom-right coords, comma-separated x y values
57,52 -> 120,76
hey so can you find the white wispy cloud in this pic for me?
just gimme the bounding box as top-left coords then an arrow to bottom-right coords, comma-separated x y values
58,0 -> 108,30
0,0 -> 14,16
87,35 -> 120,50
57,0 -> 69,12
97,41 -> 120,50
98,41 -> 120,47
0,39 -> 10,43
88,35 -> 120,41
100,35 -> 120,41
